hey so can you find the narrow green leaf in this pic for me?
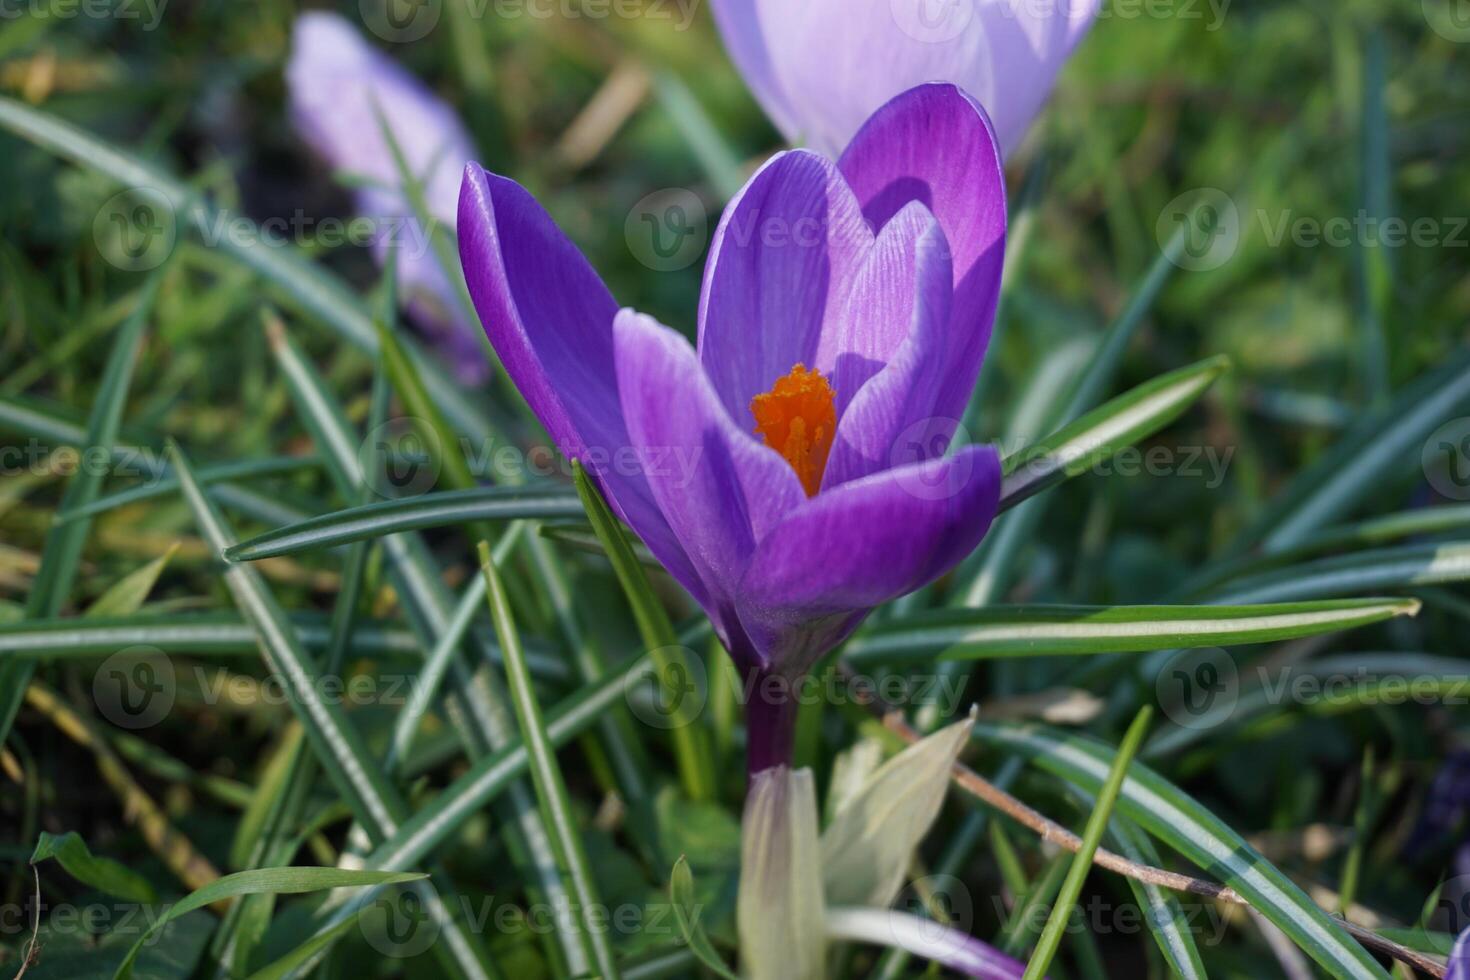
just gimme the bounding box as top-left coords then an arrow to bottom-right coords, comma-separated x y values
573,461 -> 716,802
224,487 -> 580,561
1023,707 -> 1152,980
229,724 -> 306,872
168,442 -> 494,980
972,722 -> 1393,980
671,856 -> 739,980
650,69 -> 745,200
57,456 -> 321,524
959,216 -> 1195,607
479,542 -> 622,979
84,543 -> 177,618
0,95 -> 495,444
112,868 -> 425,980
1106,818 -> 1208,980
31,831 -> 158,905
1239,348 -> 1470,554
243,916 -> 359,980
0,269 -> 161,746
1000,355 -> 1230,510
1211,541 -> 1470,604
843,598 -> 1419,664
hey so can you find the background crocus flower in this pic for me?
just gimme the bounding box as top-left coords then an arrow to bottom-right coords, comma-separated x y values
711,0 -> 1100,157
285,11 -> 487,381
460,83 -> 1006,772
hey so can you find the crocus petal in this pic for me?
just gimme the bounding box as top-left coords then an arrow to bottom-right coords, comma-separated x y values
1449,927 -> 1470,980
822,202 -> 954,488
738,445 -> 1002,671
712,0 -> 1099,158
825,907 -> 1025,980
839,83 -> 1007,428
708,0 -> 801,140
287,12 -> 484,379
614,310 -> 805,648
698,150 -> 873,428
458,165 -> 703,600
287,12 -> 471,224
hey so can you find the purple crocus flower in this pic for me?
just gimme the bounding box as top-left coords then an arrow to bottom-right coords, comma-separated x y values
285,11 -> 487,381
711,0 -> 1100,158
458,84 -> 1006,771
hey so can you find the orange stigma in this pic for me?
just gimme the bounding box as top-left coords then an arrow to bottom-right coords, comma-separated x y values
750,363 -> 836,497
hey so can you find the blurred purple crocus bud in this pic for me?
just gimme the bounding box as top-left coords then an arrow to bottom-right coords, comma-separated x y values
285,11 -> 486,381
710,0 -> 1100,158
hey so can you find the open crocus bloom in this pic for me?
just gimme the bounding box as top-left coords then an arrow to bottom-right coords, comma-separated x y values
711,0 -> 1100,158
286,12 -> 486,380
459,84 -> 1006,769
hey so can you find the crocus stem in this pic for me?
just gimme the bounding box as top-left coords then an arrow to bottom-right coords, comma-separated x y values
744,665 -> 798,777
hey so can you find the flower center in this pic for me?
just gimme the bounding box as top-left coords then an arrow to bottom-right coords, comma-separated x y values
750,363 -> 836,497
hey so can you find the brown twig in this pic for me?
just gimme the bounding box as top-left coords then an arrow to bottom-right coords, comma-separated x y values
849,674 -> 1446,977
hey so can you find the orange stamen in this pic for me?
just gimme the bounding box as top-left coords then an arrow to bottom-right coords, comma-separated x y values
750,363 -> 836,497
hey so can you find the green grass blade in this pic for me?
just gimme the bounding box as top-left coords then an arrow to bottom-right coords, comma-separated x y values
57,456 -> 322,524
171,441 -> 404,832
1106,818 -> 1208,980
0,269 -> 162,745
83,544 -> 177,618
264,314 -> 583,975
1211,541 -> 1470,604
479,542 -> 622,979
385,527 -> 521,773
1239,348 -> 1470,554
1355,33 -> 1391,402
1177,503 -> 1470,598
958,219 -> 1193,608
31,831 -> 159,905
843,598 -> 1418,664
971,722 -> 1393,980
1022,707 -> 1152,979
670,856 -> 739,980
169,442 -> 495,980
999,355 -> 1230,510
573,462 -> 716,801
223,487 -> 580,561
112,867 -> 426,980
242,917 -> 359,980
0,95 -> 494,444
650,68 -> 745,200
